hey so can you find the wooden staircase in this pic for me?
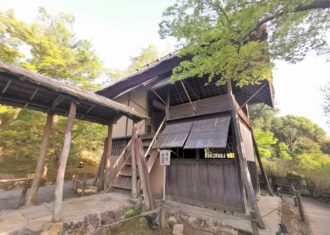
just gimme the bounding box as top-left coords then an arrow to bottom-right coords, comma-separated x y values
109,134 -> 158,194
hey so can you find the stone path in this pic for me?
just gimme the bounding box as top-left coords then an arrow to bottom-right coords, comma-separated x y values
0,192 -> 130,234
165,195 -> 281,235
0,181 -> 76,211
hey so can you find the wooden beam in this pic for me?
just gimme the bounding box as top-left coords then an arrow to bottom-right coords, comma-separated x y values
252,132 -> 274,196
181,81 -> 196,112
49,95 -> 64,112
0,80 -> 12,100
150,88 -> 167,106
80,104 -> 95,119
227,81 -> 265,229
27,112 -> 54,206
238,83 -> 267,112
24,88 -> 39,109
1,80 -> 12,94
53,101 -> 76,221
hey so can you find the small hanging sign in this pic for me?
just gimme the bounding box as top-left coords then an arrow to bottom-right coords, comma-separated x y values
160,150 -> 171,166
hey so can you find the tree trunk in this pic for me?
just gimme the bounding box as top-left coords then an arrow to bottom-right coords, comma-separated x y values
27,113 -> 54,206
53,102 -> 76,221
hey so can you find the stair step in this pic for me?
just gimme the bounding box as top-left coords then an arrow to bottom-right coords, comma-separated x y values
119,168 -> 139,177
112,183 -> 131,190
112,176 -> 132,191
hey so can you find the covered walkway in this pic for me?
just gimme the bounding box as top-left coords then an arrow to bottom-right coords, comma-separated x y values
0,62 -> 145,221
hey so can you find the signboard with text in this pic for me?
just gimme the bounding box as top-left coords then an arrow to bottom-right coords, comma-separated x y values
160,150 -> 171,166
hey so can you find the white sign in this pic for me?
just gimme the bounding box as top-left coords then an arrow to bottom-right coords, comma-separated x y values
160,150 -> 171,166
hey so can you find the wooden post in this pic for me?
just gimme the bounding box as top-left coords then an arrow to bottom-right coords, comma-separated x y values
131,123 -> 138,198
104,125 -> 113,188
227,81 -> 265,229
53,101 -> 76,221
27,113 -> 54,206
98,138 -> 108,191
252,132 -> 273,196
18,176 -> 31,207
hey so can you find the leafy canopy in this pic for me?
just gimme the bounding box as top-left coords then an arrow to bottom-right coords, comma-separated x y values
0,8 -> 106,162
160,0 -> 330,85
0,7 -> 103,91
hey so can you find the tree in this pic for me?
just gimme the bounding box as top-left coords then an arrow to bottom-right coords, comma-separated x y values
126,44 -> 161,74
159,0 -> 330,85
271,115 -> 326,154
323,83 -> 330,124
0,7 -> 102,90
249,104 -> 278,131
0,8 -> 106,166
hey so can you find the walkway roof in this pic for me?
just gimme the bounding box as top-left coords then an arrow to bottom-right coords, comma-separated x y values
0,63 -> 145,125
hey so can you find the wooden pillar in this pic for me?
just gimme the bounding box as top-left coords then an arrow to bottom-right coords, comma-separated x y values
98,138 -> 108,191
53,102 -> 76,221
104,125 -> 113,188
252,132 -> 273,196
131,123 -> 138,198
227,81 -> 265,229
27,113 -> 54,205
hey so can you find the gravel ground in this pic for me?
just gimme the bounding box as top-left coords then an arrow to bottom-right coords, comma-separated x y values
0,181 -> 80,211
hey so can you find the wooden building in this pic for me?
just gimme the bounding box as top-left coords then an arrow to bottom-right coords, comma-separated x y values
97,53 -> 274,225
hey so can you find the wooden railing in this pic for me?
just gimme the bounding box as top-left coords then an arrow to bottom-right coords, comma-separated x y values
106,139 -> 132,192
144,116 -> 166,158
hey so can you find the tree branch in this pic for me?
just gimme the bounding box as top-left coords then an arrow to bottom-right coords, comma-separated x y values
243,0 -> 330,40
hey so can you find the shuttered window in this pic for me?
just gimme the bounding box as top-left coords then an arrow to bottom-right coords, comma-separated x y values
184,115 -> 231,149
153,121 -> 193,149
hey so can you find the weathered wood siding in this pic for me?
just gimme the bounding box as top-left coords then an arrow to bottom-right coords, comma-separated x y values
112,87 -> 148,138
166,159 -> 244,212
167,95 -> 231,121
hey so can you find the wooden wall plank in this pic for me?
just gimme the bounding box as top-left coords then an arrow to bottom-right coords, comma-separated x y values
166,159 -> 244,212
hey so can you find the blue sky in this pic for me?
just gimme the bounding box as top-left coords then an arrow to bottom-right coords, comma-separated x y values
2,0 -> 329,133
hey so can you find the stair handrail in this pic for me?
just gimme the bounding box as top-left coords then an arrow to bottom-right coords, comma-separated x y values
107,139 -> 132,192
144,116 -> 166,158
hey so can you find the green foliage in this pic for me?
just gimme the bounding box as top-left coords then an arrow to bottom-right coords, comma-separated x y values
0,7 -> 103,90
272,115 -> 326,154
254,128 -> 277,158
126,44 -> 160,74
0,8 -> 106,166
159,0 -> 330,85
297,153 -> 330,189
250,104 -> 330,191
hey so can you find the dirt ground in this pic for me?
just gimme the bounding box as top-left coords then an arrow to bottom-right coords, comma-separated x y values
282,194 -> 330,235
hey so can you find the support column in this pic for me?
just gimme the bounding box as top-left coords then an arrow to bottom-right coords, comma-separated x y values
27,112 -> 54,206
53,102 -> 76,221
252,132 -> 273,196
227,81 -> 265,229
104,125 -> 113,188
131,123 -> 138,198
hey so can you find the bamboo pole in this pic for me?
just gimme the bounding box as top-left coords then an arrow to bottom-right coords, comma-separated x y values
27,113 -> 54,205
227,81 -> 265,229
53,102 -> 76,221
